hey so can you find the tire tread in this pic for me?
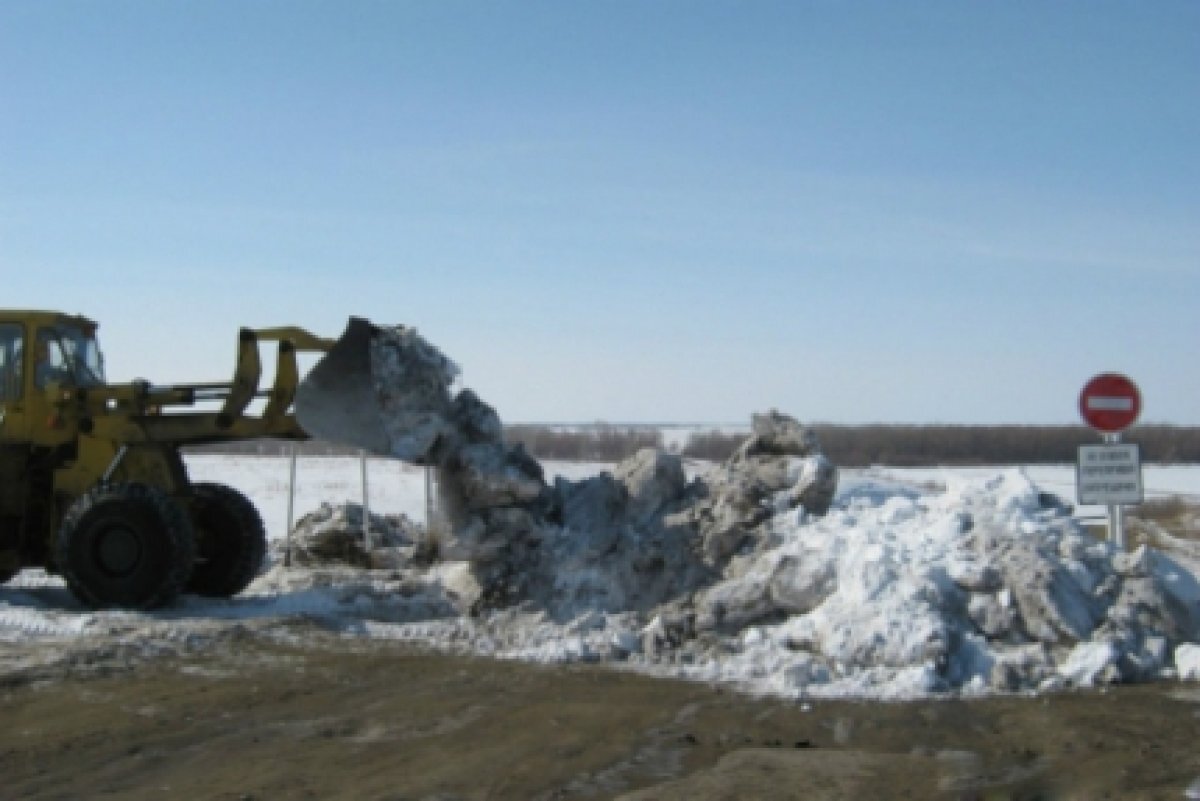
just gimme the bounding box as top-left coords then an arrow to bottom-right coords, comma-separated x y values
187,482 -> 266,597
56,483 -> 196,609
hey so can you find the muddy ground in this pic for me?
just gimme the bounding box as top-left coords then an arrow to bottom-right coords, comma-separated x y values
2,629 -> 1199,801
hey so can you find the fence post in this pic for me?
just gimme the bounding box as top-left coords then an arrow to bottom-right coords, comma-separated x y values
284,443 -> 298,567
424,466 -> 433,530
360,450 -> 373,553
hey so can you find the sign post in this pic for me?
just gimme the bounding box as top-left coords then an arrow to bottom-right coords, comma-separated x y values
1076,373 -> 1142,548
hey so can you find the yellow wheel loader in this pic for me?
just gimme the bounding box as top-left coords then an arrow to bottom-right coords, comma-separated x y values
0,311 -> 397,609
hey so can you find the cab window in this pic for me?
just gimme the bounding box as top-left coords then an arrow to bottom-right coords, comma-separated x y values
35,331 -> 70,388
0,323 -> 23,402
59,325 -> 105,386
35,325 -> 105,389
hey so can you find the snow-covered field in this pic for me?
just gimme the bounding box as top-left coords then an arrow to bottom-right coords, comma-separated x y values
2,454 -> 1199,699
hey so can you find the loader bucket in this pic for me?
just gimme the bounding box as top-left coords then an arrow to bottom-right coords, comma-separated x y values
294,317 -> 393,455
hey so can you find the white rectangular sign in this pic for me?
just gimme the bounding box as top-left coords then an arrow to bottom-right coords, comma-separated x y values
1076,443 -> 1143,505
1084,396 -> 1135,412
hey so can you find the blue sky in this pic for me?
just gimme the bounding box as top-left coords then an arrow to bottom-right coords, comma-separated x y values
2,1 -> 1197,424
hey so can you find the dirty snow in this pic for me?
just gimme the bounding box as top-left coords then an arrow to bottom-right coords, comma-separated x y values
3,451 -> 1199,699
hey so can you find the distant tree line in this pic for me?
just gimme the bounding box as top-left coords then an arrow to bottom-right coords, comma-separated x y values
681,424 -> 1200,466
187,424 -> 1200,466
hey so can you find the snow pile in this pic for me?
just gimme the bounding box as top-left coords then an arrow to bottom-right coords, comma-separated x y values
329,403 -> 839,623
283,502 -> 424,570
361,465 -> 1198,698
280,423 -> 1200,696
498,411 -> 837,622
671,469 -> 1200,696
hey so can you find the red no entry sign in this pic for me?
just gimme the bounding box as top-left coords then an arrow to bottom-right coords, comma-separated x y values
1079,373 -> 1141,433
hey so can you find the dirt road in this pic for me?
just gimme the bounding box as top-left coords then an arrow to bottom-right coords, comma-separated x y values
2,630 -> 1198,800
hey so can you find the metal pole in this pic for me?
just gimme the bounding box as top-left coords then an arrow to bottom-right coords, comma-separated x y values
284,443 -> 298,567
101,445 -> 130,484
360,450 -> 372,552
1112,503 -> 1126,550
1104,432 -> 1126,550
425,466 -> 433,530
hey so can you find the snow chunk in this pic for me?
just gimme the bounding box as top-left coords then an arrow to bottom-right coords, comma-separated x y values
1177,643 -> 1200,681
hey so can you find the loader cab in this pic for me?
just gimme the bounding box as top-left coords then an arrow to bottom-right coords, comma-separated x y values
0,312 -> 105,443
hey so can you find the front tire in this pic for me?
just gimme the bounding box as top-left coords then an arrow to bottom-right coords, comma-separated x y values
186,483 -> 266,598
57,483 -> 196,609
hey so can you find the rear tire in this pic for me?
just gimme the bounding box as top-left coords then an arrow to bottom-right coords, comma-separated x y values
186,483 -> 266,598
57,483 -> 196,609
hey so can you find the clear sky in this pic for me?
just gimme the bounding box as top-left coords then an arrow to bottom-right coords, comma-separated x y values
2,1 -> 1197,425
